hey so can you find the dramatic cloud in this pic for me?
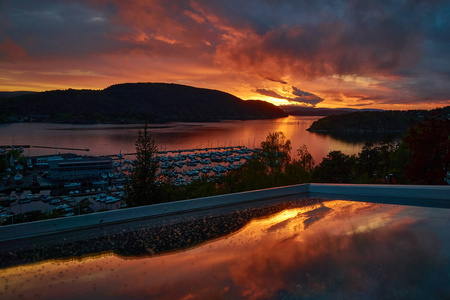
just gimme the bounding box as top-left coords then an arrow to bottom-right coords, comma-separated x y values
0,0 -> 449,109
291,86 -> 324,106
255,86 -> 323,106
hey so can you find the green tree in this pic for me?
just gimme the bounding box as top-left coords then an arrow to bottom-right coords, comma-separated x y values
219,134 -> 314,192
219,157 -> 268,193
260,131 -> 292,174
296,144 -> 315,173
404,118 -> 450,184
5,149 -> 26,170
356,142 -> 381,181
389,140 -> 410,183
125,123 -> 160,206
313,151 -> 357,183
0,155 -> 7,173
378,138 -> 397,178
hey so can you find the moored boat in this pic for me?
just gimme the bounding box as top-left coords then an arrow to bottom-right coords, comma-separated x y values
14,173 -> 23,182
64,182 -> 81,188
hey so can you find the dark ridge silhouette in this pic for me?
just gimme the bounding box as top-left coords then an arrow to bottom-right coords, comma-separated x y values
0,83 -> 287,123
0,91 -> 36,98
279,105 -> 383,116
307,107 -> 450,133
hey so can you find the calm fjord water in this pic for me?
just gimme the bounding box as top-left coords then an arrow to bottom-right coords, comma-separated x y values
0,116 -> 365,162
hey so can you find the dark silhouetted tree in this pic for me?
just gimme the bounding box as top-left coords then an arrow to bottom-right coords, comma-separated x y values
313,151 -> 357,183
404,118 -> 450,185
260,131 -> 292,174
297,144 -> 315,173
356,142 -> 381,181
125,123 -> 160,206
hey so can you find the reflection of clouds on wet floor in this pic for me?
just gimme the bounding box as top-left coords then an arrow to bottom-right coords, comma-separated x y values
2,200 -> 449,299
301,205 -> 332,229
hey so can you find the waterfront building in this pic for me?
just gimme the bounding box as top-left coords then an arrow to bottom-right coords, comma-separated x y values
47,157 -> 113,180
33,153 -> 79,167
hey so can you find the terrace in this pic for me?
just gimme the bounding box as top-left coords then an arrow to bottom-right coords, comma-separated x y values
0,184 -> 449,299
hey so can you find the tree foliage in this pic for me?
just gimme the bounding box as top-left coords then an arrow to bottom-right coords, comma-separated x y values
403,118 -> 450,185
313,151 -> 357,183
296,144 -> 315,173
310,117 -> 449,185
260,131 -> 292,174
308,108 -> 449,133
219,133 -> 314,192
125,123 -> 160,207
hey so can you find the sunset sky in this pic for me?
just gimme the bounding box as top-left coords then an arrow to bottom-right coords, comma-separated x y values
1,0 -> 449,109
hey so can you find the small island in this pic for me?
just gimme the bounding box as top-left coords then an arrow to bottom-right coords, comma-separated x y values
307,107 -> 450,134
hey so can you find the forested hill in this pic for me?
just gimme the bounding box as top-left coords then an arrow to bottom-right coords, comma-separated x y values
307,107 -> 450,133
0,83 -> 287,123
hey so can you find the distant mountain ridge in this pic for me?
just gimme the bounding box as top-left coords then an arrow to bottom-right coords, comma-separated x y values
0,91 -> 36,98
0,83 -> 287,123
280,105 -> 383,116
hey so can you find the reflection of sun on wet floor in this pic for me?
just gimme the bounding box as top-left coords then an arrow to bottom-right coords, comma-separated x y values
1,200 -> 449,300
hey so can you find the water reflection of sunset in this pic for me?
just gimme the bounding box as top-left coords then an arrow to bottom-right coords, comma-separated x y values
0,116 -> 367,162
1,200 -> 449,299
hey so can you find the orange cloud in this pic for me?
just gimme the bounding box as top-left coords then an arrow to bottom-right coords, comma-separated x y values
0,39 -> 29,62
0,0 -> 449,109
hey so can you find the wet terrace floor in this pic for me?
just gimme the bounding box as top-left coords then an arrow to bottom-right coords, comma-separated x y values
0,195 -> 449,299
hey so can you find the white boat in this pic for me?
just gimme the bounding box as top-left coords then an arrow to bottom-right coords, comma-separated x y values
93,180 -> 108,185
56,204 -> 70,210
50,199 -> 61,205
14,173 -> 23,182
64,182 -> 81,188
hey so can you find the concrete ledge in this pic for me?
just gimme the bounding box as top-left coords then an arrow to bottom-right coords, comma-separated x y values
0,184 -> 309,242
1,183 -> 449,242
309,183 -> 450,200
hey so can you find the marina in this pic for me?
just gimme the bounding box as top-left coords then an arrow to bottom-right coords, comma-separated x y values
0,145 -> 262,223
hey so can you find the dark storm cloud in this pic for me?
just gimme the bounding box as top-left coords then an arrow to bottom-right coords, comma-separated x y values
214,0 -> 425,77
291,86 -> 324,106
1,0 -> 449,106
208,0 -> 450,104
261,75 -> 287,84
255,88 -> 285,99
0,0 -> 120,58
255,86 -> 323,106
